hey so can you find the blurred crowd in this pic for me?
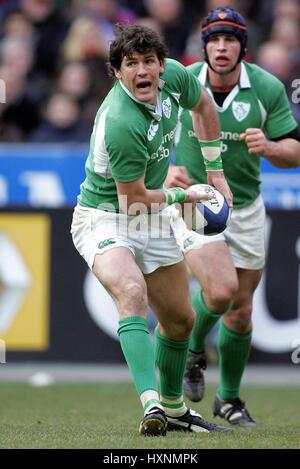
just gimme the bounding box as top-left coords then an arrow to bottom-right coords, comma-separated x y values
0,0 -> 299,143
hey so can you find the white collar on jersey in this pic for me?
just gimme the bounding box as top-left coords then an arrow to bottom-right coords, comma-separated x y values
119,79 -> 165,121
198,62 -> 251,112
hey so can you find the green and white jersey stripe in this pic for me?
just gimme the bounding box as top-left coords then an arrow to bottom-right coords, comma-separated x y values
78,58 -> 201,211
175,61 -> 298,208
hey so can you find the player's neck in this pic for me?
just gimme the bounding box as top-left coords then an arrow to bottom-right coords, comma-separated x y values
208,64 -> 241,93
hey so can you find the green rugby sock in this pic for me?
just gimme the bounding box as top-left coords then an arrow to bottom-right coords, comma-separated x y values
155,328 -> 189,399
217,321 -> 252,400
189,289 -> 222,353
160,396 -> 187,417
118,316 -> 157,396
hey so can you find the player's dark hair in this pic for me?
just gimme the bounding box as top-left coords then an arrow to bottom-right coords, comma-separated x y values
108,24 -> 168,77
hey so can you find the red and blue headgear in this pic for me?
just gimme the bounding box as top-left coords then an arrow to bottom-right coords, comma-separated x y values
201,7 -> 248,65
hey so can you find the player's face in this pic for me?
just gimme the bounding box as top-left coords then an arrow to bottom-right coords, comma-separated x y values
115,51 -> 164,105
206,35 -> 241,74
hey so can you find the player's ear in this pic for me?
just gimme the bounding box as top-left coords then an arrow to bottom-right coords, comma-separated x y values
114,68 -> 122,80
159,60 -> 165,74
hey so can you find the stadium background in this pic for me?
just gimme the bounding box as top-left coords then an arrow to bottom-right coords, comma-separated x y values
0,0 -> 300,368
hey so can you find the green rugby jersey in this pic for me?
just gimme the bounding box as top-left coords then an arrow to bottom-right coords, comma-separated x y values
78,58 -> 201,211
175,61 -> 298,208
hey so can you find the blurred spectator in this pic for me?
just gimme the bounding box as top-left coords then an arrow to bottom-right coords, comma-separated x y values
56,61 -> 92,103
72,0 -> 137,51
0,36 -> 34,76
250,0 -> 300,42
257,40 -> 300,125
134,17 -> 163,38
55,60 -> 108,131
205,0 -> 237,10
60,15 -> 112,122
61,16 -> 107,62
19,0 -> 70,76
0,64 -> 40,140
143,0 -> 196,60
1,11 -> 34,41
144,0 -> 182,24
270,18 -> 300,52
273,0 -> 300,21
257,41 -> 294,82
182,24 -> 203,65
60,15 -> 112,118
120,0 -> 146,17
0,33 -> 50,107
30,92 -> 90,142
270,14 -> 300,74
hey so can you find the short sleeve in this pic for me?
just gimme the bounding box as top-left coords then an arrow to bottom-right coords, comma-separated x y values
106,120 -> 148,183
163,59 -> 202,110
264,82 -> 297,139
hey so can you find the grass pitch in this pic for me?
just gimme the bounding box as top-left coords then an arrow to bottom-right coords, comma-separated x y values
0,383 -> 299,449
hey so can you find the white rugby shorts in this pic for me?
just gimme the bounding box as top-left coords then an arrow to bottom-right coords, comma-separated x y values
171,195 -> 266,270
71,204 -> 184,274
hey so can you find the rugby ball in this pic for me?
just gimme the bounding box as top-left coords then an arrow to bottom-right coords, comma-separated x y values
189,184 -> 231,235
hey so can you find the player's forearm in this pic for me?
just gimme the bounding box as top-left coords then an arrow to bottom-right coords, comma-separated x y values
118,187 -> 167,214
117,176 -> 189,214
191,87 -> 220,140
190,88 -> 224,174
118,187 -> 211,215
263,139 -> 300,168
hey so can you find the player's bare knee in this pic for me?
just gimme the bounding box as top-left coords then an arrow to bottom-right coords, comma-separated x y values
209,277 -> 238,305
119,281 -> 148,312
204,284 -> 236,314
171,314 -> 194,340
225,304 -> 252,333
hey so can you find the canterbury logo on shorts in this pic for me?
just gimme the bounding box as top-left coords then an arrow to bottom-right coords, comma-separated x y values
183,237 -> 194,250
98,238 -> 116,250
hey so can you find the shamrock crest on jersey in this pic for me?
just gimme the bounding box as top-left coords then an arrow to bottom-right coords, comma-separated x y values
232,101 -> 251,122
162,97 -> 172,119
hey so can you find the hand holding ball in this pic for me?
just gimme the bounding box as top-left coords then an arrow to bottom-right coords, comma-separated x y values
189,184 -> 231,235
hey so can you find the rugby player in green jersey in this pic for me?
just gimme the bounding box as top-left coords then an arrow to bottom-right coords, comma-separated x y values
167,8 -> 300,427
71,24 -> 233,436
